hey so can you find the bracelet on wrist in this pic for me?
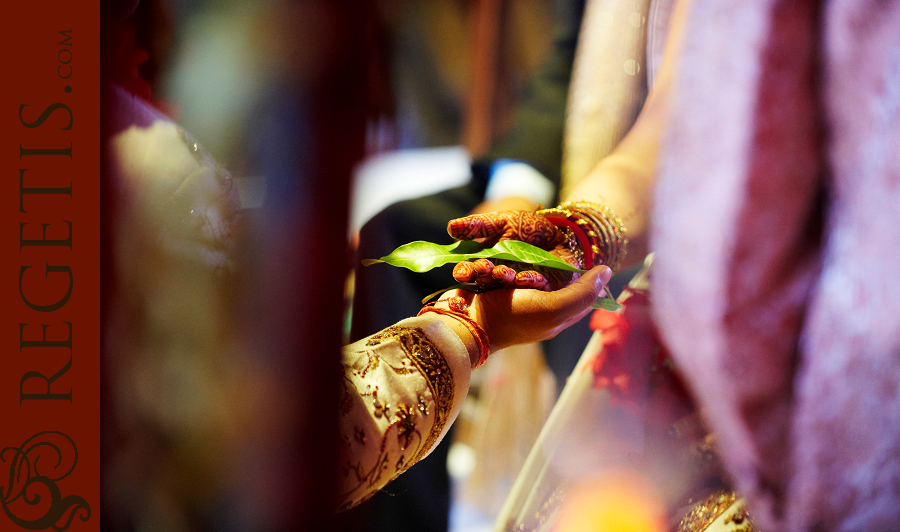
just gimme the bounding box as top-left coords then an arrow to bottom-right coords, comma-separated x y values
537,200 -> 628,272
418,299 -> 491,369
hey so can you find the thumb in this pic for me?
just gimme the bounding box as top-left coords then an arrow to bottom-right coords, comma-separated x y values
545,266 -> 612,321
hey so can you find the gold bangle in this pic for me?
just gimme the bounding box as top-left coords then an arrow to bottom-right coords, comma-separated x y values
537,200 -> 628,272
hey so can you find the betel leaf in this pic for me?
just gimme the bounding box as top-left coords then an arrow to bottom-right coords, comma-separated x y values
362,240 -> 586,274
591,295 -> 622,311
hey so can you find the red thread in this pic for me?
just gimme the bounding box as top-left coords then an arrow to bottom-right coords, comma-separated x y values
418,305 -> 491,368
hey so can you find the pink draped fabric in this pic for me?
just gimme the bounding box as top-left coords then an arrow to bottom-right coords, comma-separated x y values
652,0 -> 900,530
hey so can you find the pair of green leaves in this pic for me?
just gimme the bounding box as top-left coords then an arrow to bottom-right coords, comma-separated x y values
361,239 -> 584,273
363,239 -> 621,311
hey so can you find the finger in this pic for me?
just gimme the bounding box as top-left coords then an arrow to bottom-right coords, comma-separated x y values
471,258 -> 498,288
441,287 -> 476,308
515,270 -> 550,291
540,267 -> 577,291
472,258 -> 494,280
542,266 -> 610,320
453,261 -> 477,283
447,213 -> 508,241
501,211 -> 564,248
599,264 -> 613,285
491,264 -> 516,284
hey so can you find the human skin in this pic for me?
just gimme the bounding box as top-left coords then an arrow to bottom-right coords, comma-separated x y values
431,264 -> 611,364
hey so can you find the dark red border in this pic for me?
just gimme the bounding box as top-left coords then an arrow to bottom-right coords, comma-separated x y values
2,1 -> 100,530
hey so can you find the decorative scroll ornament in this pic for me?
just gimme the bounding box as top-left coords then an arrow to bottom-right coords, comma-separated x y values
1,431 -> 91,531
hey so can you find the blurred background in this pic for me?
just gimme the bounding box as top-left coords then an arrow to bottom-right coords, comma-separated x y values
101,0 -> 566,531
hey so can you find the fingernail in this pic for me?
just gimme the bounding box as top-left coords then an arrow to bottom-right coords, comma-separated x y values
492,264 -> 515,283
447,219 -> 463,234
473,258 -> 494,274
453,262 -> 475,281
593,271 -> 604,292
599,266 -> 612,285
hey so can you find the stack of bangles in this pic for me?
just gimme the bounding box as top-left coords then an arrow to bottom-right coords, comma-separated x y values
537,200 -> 628,272
418,298 -> 490,369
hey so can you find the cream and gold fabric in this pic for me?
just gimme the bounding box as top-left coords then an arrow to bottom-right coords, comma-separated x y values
337,315 -> 473,510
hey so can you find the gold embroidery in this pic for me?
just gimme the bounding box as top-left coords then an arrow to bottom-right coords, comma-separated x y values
337,326 -> 455,510
723,502 -> 755,531
338,369 -> 354,416
417,395 -> 429,416
370,326 -> 455,465
394,403 -> 419,451
372,393 -> 390,419
338,425 -> 395,510
677,490 -> 739,532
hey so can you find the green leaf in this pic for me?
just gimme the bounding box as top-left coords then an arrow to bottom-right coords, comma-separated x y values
363,240 -> 586,274
591,296 -> 622,311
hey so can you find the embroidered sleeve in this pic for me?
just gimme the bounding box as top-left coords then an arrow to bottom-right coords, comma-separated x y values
337,316 -> 472,511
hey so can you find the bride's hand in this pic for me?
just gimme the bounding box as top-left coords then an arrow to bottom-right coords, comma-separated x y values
436,265 -> 612,354
446,210 -> 581,291
447,209 -> 562,248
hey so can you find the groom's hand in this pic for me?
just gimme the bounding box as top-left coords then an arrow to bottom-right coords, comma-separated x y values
442,265 -> 612,352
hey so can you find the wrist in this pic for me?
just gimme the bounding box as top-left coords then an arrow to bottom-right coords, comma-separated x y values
431,313 -> 481,367
538,200 -> 628,272
418,298 -> 491,368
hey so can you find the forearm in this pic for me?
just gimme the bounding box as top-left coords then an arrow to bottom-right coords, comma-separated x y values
564,120 -> 662,270
337,315 -> 473,510
336,267 -> 607,509
563,0 -> 691,270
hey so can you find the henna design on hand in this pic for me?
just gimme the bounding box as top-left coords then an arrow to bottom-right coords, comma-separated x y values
454,259 -> 514,289
447,211 -> 565,248
448,210 -> 583,292
491,264 -> 516,284
514,270 -> 550,291
471,258 -> 495,284
453,258 -> 577,292
453,262 -> 476,282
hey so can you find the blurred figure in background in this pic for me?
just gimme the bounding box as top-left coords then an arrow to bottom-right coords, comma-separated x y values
102,0 -> 372,529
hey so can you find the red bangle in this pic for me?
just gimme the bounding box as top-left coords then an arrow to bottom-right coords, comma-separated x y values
418,305 -> 491,369
543,215 -> 593,269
